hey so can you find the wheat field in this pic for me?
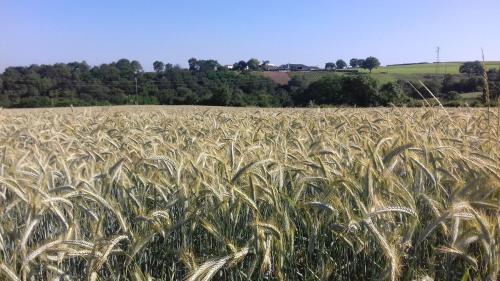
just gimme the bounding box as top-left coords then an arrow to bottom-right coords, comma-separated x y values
0,106 -> 498,281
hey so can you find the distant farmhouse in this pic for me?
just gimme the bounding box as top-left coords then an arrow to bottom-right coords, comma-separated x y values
277,64 -> 320,72
225,62 -> 320,72
261,63 -> 279,71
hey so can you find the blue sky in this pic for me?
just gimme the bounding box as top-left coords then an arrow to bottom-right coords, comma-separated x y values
1,0 -> 499,71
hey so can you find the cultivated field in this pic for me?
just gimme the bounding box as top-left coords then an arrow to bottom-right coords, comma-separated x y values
368,62 -> 500,75
258,72 -> 291,85
286,61 -> 500,85
0,106 -> 498,280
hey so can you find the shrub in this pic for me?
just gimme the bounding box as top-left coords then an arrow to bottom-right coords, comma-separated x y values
16,96 -> 52,107
443,100 -> 462,107
299,76 -> 342,105
379,82 -> 408,106
340,75 -> 379,106
442,90 -> 460,100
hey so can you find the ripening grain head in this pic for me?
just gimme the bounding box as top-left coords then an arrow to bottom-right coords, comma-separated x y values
0,106 -> 498,281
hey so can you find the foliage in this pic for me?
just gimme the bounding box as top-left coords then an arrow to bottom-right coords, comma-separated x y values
459,61 -> 485,77
362,56 -> 381,73
441,90 -> 460,100
379,81 -> 408,105
153,61 -> 165,73
297,75 -> 403,106
232,61 -> 248,71
487,68 -> 500,99
298,76 -> 342,105
350,58 -> 359,68
325,62 -> 336,70
442,74 -> 484,93
340,75 -> 379,106
2,58 -> 496,108
0,59 -> 287,108
188,58 -> 221,72
399,79 -> 441,99
336,59 -> 347,69
247,58 -> 261,71
357,59 -> 365,68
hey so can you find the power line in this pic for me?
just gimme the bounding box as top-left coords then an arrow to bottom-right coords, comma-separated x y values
435,46 -> 440,74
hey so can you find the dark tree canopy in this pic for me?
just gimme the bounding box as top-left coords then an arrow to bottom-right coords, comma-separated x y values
188,58 -> 198,71
153,61 -> 165,73
131,60 -> 143,73
188,59 -> 221,72
459,61 -> 485,77
233,60 -> 248,71
336,59 -> 347,69
247,58 -> 261,71
295,75 -> 405,106
0,58 -> 286,108
350,58 -> 360,68
357,59 -> 365,68
325,62 -> 336,70
362,57 -> 381,73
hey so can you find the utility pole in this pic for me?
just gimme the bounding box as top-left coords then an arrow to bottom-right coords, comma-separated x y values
435,46 -> 440,74
134,73 -> 138,105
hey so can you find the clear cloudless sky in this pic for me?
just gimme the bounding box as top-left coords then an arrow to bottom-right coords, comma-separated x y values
1,0 -> 499,71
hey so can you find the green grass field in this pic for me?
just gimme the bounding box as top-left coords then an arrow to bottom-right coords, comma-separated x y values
363,61 -> 500,74
288,61 -> 500,85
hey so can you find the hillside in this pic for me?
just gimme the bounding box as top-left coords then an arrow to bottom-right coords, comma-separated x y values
264,61 -> 500,85
367,61 -> 500,74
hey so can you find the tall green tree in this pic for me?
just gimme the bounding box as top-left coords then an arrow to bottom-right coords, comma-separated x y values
233,60 -> 248,71
165,63 -> 173,71
459,61 -> 484,77
357,59 -> 365,68
362,57 -> 381,73
131,60 -> 143,73
188,58 -> 220,72
379,82 -> 407,105
336,59 -> 347,69
198,60 -> 220,72
247,58 -> 260,71
340,75 -> 379,105
153,61 -> 165,73
188,58 -> 198,71
300,77 -> 342,105
325,62 -> 336,70
349,58 -> 359,68
116,59 -> 132,75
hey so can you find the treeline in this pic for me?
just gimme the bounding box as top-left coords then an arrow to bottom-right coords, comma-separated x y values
326,57 -> 381,73
292,76 -> 406,106
0,58 -> 406,108
0,59 -> 282,107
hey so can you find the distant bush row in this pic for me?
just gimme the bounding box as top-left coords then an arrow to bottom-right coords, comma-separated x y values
0,59 -> 497,108
293,76 -> 407,106
0,59 -> 405,108
401,69 -> 500,102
